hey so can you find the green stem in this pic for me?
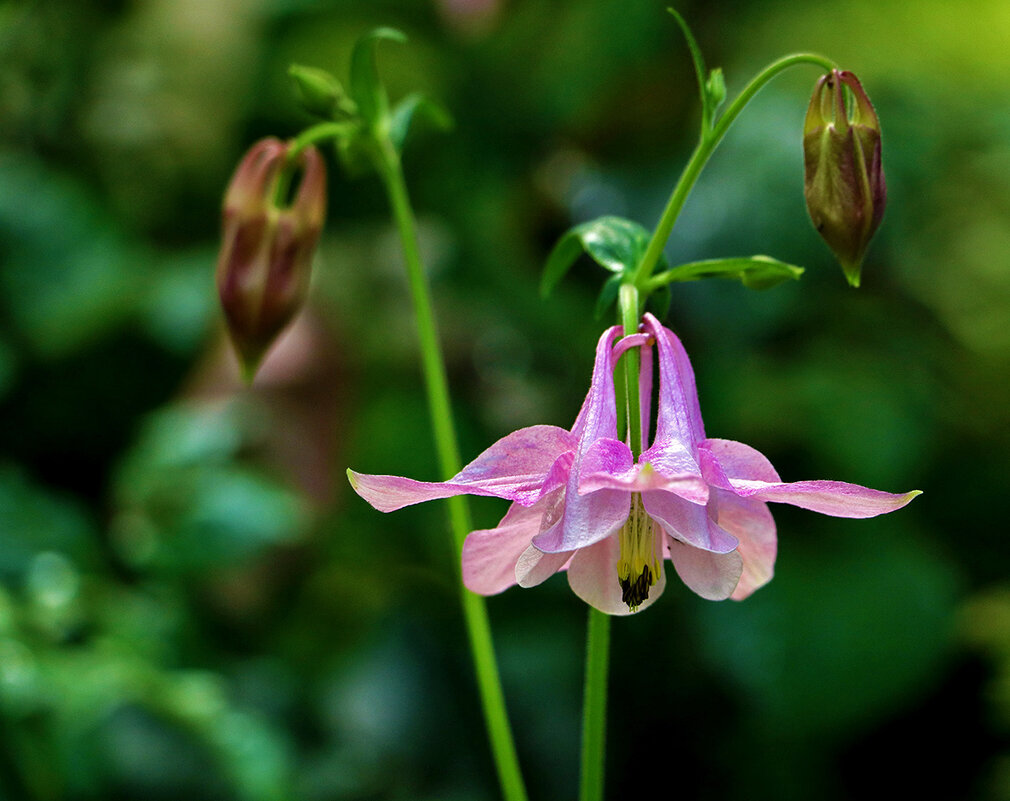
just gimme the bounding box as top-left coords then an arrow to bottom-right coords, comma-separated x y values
374,142 -> 528,801
288,121 -> 350,160
578,284 -> 642,801
631,52 -> 835,289
618,284 -> 642,454
579,607 -> 611,801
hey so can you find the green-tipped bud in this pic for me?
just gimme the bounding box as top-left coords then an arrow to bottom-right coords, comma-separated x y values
216,138 -> 327,381
803,69 -> 886,287
288,64 -> 356,120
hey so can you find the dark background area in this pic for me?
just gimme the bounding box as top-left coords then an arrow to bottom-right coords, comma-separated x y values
2,0 -> 1009,799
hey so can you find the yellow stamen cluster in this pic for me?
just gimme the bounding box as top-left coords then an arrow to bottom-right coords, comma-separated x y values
616,493 -> 660,611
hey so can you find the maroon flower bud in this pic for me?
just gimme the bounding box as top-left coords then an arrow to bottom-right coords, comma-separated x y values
803,70 -> 885,287
216,138 -> 327,380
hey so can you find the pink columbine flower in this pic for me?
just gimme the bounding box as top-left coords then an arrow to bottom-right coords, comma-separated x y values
347,313 -> 920,614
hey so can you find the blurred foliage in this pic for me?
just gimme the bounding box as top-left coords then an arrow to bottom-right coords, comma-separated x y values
1,0 -> 1009,799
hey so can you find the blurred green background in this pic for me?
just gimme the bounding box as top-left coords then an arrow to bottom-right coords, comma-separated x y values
2,0 -> 1009,799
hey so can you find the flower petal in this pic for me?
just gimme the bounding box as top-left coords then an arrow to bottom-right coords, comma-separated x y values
516,544 -> 573,587
711,489 -> 777,600
570,326 -> 624,443
666,535 -> 743,601
638,337 -> 653,454
730,479 -> 922,518
643,490 -> 738,553
462,500 -> 546,595
532,485 -> 629,553
643,313 -> 706,449
705,437 -> 921,518
347,424 -> 575,512
702,438 -> 781,483
567,533 -> 666,615
580,438 -> 708,502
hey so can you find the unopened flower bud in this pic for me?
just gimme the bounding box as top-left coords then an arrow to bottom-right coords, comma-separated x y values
216,138 -> 327,381
288,64 -> 356,120
803,70 -> 886,287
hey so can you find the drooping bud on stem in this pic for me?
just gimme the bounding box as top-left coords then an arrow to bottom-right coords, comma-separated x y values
803,70 -> 886,287
216,138 -> 327,381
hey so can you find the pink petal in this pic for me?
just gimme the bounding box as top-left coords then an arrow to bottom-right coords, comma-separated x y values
532,484 -> 629,553
643,490 -> 738,553
570,326 -> 623,443
515,544 -> 573,587
638,338 -> 653,454
462,501 -> 546,595
703,437 -> 921,518
730,480 -> 922,518
580,438 -> 708,503
567,533 -> 667,615
642,313 -> 706,449
666,535 -> 743,601
347,424 -> 575,512
710,489 -> 777,600
702,438 -> 781,483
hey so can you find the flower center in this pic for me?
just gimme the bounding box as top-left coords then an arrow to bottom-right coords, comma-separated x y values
616,493 -> 660,611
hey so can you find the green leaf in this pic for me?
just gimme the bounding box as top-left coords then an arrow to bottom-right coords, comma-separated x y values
349,27 -> 407,125
541,216 -> 652,298
653,255 -> 804,290
594,273 -> 623,320
541,229 -> 583,298
646,281 -> 672,318
667,7 -> 710,127
389,93 -> 453,153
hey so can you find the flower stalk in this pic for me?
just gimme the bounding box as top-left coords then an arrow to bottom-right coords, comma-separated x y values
579,607 -> 611,801
373,132 -> 528,801
631,52 -> 836,291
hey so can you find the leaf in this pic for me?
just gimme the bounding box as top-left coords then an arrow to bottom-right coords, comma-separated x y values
667,7 -> 711,127
646,281 -> 672,318
349,27 -> 407,125
655,255 -> 804,290
594,273 -> 623,320
541,216 -> 652,298
389,93 -> 453,153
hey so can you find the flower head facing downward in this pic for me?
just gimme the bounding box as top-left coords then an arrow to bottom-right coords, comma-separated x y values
216,138 -> 327,381
803,69 -> 886,287
348,315 -> 919,614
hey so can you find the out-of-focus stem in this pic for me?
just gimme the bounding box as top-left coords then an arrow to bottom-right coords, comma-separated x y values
374,142 -> 528,801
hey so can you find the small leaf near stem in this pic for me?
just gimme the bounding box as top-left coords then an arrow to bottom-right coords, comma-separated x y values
667,6 -> 713,133
647,255 -> 804,291
349,27 -> 407,126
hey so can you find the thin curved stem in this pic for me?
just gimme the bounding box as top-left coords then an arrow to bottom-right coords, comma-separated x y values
287,121 -> 351,160
375,143 -> 528,801
631,52 -> 836,289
